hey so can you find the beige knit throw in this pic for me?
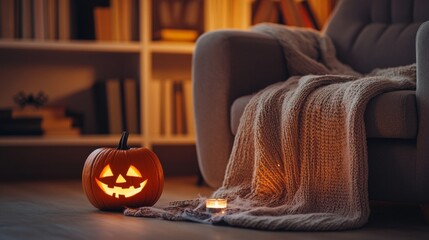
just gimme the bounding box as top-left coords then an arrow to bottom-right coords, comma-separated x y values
125,24 -> 416,231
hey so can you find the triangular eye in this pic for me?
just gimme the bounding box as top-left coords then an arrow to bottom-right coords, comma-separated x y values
126,165 -> 142,177
100,164 -> 114,178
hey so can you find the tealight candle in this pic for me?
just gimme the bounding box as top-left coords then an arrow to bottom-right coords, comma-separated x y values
205,198 -> 227,214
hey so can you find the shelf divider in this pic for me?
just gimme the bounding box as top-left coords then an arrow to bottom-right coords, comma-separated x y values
0,40 -> 142,53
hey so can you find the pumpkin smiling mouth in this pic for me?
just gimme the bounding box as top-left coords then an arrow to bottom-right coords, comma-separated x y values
95,178 -> 148,198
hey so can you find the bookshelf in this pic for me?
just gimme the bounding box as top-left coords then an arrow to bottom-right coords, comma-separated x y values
0,40 -> 142,52
0,0 -> 251,149
0,0 -> 335,148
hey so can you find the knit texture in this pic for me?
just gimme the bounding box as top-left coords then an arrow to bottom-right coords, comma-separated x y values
125,24 -> 416,231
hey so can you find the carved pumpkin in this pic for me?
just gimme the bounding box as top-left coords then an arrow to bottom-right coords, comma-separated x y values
82,131 -> 164,211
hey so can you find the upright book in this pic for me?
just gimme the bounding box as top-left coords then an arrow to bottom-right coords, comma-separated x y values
58,0 -> 71,39
33,0 -> 47,40
93,79 -> 123,134
184,79 -> 195,136
93,78 -> 140,134
1,0 -> 16,39
122,78 -> 139,134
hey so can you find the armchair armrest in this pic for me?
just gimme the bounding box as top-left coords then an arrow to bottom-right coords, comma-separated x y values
416,21 -> 429,201
193,30 -> 287,187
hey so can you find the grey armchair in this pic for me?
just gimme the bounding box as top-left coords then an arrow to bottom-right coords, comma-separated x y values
193,0 -> 429,204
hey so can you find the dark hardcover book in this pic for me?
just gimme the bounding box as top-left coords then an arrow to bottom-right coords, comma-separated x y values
120,78 -> 140,134
93,0 -> 110,7
0,117 -> 43,135
172,81 -> 187,135
0,109 -> 12,119
299,0 -> 320,30
93,79 -> 124,134
93,80 -> 110,134
72,0 -> 95,40
14,0 -> 22,38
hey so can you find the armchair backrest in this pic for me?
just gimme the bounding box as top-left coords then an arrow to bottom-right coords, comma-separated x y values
325,0 -> 429,73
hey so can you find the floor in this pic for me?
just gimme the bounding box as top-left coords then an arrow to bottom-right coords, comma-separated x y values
1,176 -> 429,240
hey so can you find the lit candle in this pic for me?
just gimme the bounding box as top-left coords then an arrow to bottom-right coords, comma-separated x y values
205,198 -> 227,214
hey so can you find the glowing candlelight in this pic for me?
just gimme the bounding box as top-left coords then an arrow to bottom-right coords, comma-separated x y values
206,198 -> 227,214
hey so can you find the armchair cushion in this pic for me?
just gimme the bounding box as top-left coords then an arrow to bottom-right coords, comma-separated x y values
231,90 -> 417,139
325,0 -> 429,73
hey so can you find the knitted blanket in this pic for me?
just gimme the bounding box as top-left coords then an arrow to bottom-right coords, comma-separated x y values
125,24 -> 416,231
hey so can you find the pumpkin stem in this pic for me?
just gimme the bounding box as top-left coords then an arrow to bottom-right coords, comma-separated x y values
117,131 -> 130,150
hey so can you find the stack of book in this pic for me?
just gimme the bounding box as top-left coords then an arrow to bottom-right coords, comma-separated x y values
0,106 -> 81,136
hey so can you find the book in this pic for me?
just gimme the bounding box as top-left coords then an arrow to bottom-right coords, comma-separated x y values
172,81 -> 186,135
252,0 -> 277,24
46,0 -> 57,39
151,79 -> 162,137
183,79 -> 195,136
297,0 -> 319,29
110,0 -> 121,41
122,78 -> 139,134
160,29 -> 198,42
21,0 -> 33,39
58,0 -> 71,40
14,0 -> 22,38
73,0 -> 95,40
160,79 -> 173,136
93,79 -> 124,134
119,0 -> 132,41
93,0 -> 135,41
33,0 -> 47,40
204,0 -> 228,30
0,109 -> 12,119
44,128 -> 81,136
104,79 -> 123,134
279,0 -> 304,26
0,117 -> 43,136
94,6 -> 113,41
130,0 -> 139,41
154,0 -> 203,41
0,107 -> 81,136
11,106 -> 66,119
183,0 -> 200,28
42,117 -> 73,131
0,0 -> 16,39
93,78 -> 141,135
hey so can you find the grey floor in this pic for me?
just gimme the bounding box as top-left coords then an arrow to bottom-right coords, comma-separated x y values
1,177 -> 429,240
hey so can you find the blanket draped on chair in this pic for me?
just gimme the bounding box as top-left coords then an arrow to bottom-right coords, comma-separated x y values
125,24 -> 416,231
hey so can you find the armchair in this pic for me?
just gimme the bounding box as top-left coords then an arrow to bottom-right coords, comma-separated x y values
193,0 -> 429,204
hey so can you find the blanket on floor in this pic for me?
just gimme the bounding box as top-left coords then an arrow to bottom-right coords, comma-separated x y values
125,24 -> 416,231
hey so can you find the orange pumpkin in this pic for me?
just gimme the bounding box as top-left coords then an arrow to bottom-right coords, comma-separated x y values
82,131 -> 164,211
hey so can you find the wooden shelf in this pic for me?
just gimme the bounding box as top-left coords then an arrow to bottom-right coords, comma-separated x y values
0,40 -> 141,53
150,136 -> 196,145
148,41 -> 195,54
0,134 -> 144,146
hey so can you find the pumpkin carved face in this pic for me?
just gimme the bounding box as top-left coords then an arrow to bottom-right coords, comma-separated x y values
95,164 -> 148,198
82,132 -> 164,211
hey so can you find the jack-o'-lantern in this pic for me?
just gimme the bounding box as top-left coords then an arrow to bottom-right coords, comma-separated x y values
82,132 -> 164,211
